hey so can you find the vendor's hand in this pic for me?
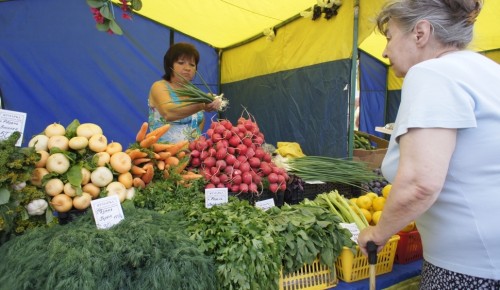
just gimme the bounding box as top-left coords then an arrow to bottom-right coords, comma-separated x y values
357,226 -> 389,256
204,98 -> 222,112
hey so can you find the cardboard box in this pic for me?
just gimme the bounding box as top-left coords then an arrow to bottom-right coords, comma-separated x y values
353,133 -> 389,169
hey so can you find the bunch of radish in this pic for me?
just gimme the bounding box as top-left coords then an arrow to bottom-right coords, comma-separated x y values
188,114 -> 289,194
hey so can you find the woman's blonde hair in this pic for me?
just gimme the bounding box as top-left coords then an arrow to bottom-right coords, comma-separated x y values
376,0 -> 483,49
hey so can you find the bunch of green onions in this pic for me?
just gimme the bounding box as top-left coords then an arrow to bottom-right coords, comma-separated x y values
280,155 -> 379,187
171,72 -> 229,111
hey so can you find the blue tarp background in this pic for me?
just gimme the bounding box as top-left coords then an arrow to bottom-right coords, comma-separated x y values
0,0 -> 218,147
358,51 -> 387,138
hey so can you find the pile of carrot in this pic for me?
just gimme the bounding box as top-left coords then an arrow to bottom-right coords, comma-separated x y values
127,122 -> 203,188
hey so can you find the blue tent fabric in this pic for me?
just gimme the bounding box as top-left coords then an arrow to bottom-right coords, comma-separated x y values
0,0 -> 218,147
358,51 -> 387,138
221,60 -> 351,157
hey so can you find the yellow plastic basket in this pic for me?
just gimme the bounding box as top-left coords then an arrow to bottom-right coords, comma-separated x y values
280,258 -> 338,290
335,235 -> 400,282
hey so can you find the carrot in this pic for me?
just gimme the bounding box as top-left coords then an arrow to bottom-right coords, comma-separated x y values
157,151 -> 172,160
174,159 -> 189,174
141,166 -> 154,184
136,122 -> 149,142
133,177 -> 146,189
165,140 -> 189,155
163,169 -> 170,179
128,149 -> 148,160
133,158 -> 151,166
139,135 -> 157,148
165,156 -> 180,167
157,160 -> 165,171
152,143 -> 172,153
131,165 -> 146,175
176,151 -> 187,159
145,124 -> 171,140
181,172 -> 203,180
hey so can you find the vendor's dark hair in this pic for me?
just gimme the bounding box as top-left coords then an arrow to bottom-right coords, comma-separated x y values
162,42 -> 200,81
376,0 -> 482,49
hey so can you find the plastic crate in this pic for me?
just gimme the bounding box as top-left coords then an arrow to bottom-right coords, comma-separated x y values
335,235 -> 400,282
280,258 -> 337,290
395,230 -> 423,264
303,182 -> 360,200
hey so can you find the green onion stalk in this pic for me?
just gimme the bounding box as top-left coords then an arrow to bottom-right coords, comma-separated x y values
170,71 -> 229,111
279,155 -> 379,187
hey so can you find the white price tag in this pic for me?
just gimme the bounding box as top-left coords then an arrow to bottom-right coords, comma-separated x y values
205,187 -> 228,208
255,198 -> 275,211
340,222 -> 360,244
90,195 -> 125,230
0,109 -> 27,147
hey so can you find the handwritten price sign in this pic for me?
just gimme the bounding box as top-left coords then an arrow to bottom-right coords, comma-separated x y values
0,109 -> 27,147
90,195 -> 125,229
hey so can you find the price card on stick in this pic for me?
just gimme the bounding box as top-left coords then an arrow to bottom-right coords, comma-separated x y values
205,187 -> 228,208
255,198 -> 275,211
90,195 -> 125,230
340,222 -> 361,244
0,109 -> 27,147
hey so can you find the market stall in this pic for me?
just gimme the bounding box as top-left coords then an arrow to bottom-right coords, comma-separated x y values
0,115 -> 420,289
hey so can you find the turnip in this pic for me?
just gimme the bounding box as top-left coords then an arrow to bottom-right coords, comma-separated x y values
44,123 -> 66,137
63,182 -> 77,197
28,134 -> 49,151
46,153 -> 70,174
72,192 -> 92,210
90,166 -> 114,187
30,168 -> 49,187
50,194 -> 73,213
81,167 -> 91,185
118,172 -> 133,189
106,181 -> 127,203
125,187 -> 135,200
76,123 -> 103,139
35,150 -> 49,168
94,152 -> 110,167
109,151 -> 132,174
82,183 -> 100,199
88,134 -> 108,153
44,178 -> 64,197
47,135 -> 69,151
105,142 -> 123,155
68,136 -> 89,150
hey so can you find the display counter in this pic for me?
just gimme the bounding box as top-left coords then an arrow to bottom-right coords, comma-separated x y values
331,259 -> 422,290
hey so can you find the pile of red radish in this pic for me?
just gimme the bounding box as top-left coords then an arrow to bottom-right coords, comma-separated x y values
188,115 -> 289,194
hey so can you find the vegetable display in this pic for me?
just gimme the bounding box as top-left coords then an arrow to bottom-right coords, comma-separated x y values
0,207 -> 217,290
187,112 -> 289,195
27,120 -> 136,216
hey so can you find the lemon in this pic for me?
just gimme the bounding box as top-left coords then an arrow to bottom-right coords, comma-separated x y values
372,196 -> 386,212
360,208 -> 372,224
356,195 -> 373,210
400,221 -> 416,232
381,184 -> 392,198
365,192 -> 378,200
350,197 -> 358,205
371,210 -> 383,225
